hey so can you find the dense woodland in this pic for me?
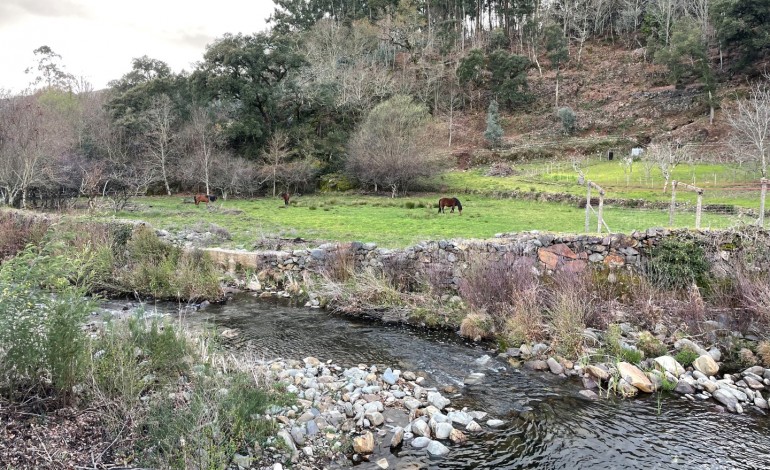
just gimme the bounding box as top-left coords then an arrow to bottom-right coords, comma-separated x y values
0,0 -> 769,208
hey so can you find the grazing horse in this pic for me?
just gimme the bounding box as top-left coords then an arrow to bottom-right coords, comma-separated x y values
194,194 -> 218,206
438,197 -> 462,214
280,192 -> 290,206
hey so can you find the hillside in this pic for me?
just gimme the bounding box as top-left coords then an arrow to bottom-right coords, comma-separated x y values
447,42 -> 751,161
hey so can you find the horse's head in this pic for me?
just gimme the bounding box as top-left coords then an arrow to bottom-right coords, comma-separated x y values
454,198 -> 462,213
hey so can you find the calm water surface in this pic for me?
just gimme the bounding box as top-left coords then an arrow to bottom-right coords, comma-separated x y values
101,295 -> 770,470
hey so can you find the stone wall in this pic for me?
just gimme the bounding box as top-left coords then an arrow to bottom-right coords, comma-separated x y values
202,228 -> 770,287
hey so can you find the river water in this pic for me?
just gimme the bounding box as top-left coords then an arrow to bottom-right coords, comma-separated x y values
101,294 -> 770,469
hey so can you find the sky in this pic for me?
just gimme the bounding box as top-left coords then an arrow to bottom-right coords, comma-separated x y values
0,0 -> 276,93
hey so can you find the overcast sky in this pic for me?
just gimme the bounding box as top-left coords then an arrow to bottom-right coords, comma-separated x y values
0,0 -> 276,93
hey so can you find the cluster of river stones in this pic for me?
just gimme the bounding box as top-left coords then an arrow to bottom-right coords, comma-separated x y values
239,356 -> 501,470
512,338 -> 770,414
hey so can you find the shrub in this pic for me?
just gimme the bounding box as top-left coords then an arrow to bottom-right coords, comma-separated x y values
557,106 -> 577,135
0,247 -> 93,402
758,341 -> 770,366
637,331 -> 668,358
0,212 -> 51,260
322,244 -> 356,282
546,271 -> 591,357
460,313 -> 494,341
124,225 -> 222,300
644,238 -> 710,290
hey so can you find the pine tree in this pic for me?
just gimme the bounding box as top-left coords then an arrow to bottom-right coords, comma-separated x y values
484,99 -> 503,148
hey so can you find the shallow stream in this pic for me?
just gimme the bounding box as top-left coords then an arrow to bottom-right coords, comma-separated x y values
101,295 -> 770,469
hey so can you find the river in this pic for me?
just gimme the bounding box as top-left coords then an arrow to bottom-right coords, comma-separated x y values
101,294 -> 770,469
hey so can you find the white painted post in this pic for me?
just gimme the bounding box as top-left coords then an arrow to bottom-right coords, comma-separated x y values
760,178 -> 768,227
598,189 -> 605,234
696,189 -> 703,229
585,182 -> 592,233
669,180 -> 677,227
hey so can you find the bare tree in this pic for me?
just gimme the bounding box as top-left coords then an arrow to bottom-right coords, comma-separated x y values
260,130 -> 293,197
727,81 -> 770,224
143,94 -> 177,195
347,95 -> 440,197
644,141 -> 691,192
180,108 -> 224,195
0,94 -> 72,207
727,82 -> 770,178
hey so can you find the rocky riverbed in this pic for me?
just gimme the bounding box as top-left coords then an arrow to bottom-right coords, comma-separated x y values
232,356 -> 503,470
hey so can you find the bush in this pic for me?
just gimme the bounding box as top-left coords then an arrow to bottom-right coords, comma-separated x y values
557,107 -> 577,135
0,247 -> 94,402
124,225 -> 222,300
645,238 -> 710,290
637,331 -> 668,358
546,271 -> 591,357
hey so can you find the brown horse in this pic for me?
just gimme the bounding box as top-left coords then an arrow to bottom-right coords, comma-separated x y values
438,197 -> 462,214
280,192 -> 290,206
194,194 -> 218,206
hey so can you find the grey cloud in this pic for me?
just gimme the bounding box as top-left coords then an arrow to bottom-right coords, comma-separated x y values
0,0 -> 88,26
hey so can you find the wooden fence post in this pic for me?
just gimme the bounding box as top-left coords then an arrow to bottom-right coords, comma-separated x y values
585,182 -> 591,233
597,188 -> 605,233
760,178 -> 768,228
696,189 -> 703,229
669,180 -> 677,227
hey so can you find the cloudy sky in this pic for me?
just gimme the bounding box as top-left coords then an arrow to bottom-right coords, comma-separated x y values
0,0 -> 276,93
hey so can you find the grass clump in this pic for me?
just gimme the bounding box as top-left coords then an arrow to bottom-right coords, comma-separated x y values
124,225 -> 222,301
674,347 -> 700,367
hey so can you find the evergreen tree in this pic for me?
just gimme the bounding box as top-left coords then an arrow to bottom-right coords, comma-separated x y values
484,100 -> 503,148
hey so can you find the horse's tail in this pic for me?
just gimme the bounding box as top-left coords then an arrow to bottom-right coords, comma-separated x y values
437,199 -> 442,213
454,198 -> 462,211
208,195 -> 218,202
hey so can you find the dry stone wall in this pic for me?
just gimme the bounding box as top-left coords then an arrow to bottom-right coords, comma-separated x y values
203,228 -> 770,287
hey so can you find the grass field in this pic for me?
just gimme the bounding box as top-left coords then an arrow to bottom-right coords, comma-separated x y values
104,193 -> 742,248
439,159 -> 764,209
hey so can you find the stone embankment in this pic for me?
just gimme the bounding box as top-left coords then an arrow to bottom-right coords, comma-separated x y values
510,337 -> 770,414
190,228 -> 770,292
242,356 -> 497,470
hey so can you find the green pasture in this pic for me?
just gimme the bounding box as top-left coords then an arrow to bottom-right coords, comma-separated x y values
106,194 -> 740,249
439,159 -> 764,209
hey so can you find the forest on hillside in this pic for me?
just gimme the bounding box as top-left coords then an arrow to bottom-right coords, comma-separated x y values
0,0 -> 768,208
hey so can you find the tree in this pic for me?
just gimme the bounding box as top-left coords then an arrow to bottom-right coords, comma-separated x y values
726,82 -> 770,178
142,94 -> 177,195
191,32 -> 305,156
545,25 -> 569,108
24,46 -> 75,91
557,106 -> 577,135
713,0 -> 770,64
180,108 -> 225,195
347,95 -> 439,197
0,94 -> 73,208
259,130 -> 293,197
644,141 -> 691,192
484,99 -> 504,148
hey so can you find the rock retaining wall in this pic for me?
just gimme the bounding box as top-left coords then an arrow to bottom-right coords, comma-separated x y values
202,228 -> 770,287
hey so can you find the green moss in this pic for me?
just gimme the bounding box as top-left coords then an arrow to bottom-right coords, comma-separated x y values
674,347 -> 700,366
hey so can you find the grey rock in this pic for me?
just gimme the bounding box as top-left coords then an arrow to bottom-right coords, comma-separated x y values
486,419 -> 504,428
579,389 -> 599,400
475,355 -> 492,366
434,422 -> 453,439
412,419 -> 430,437
466,421 -> 482,432
427,392 -> 450,410
390,426 -> 404,448
674,381 -> 695,395
411,436 -> 431,449
447,411 -> 473,426
713,389 -> 738,412
463,372 -> 485,385
426,440 -> 450,457
547,357 -> 564,375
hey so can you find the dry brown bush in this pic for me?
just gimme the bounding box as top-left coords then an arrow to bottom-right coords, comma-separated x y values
321,243 -> 356,282
0,212 -> 51,259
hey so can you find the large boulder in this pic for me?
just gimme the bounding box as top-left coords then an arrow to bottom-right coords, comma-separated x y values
617,362 -> 654,393
693,355 -> 719,377
353,431 -> 375,454
713,389 -> 738,412
653,356 -> 685,377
